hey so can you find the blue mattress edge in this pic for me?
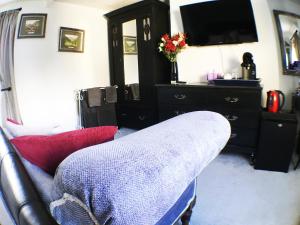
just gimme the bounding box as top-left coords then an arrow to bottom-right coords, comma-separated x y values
155,179 -> 196,225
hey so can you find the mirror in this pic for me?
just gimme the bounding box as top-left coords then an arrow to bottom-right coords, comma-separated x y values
274,10 -> 300,75
122,19 -> 140,101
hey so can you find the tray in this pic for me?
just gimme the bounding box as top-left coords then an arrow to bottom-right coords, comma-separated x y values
210,78 -> 261,87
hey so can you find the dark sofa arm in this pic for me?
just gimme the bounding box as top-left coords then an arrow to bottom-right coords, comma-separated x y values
0,128 -> 57,225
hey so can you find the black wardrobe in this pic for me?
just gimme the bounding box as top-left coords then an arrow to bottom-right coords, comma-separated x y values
105,0 -> 170,129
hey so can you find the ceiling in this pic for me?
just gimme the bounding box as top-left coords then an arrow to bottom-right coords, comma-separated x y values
0,0 -> 144,9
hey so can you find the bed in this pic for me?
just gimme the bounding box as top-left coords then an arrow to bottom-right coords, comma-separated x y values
0,111 -> 230,225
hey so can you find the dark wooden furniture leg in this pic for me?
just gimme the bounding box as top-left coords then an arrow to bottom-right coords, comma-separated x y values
181,196 -> 196,225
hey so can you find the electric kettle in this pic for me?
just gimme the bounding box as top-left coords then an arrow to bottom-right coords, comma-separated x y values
266,90 -> 285,113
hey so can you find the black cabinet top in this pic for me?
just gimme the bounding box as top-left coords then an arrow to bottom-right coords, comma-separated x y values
156,82 -> 263,90
261,111 -> 296,123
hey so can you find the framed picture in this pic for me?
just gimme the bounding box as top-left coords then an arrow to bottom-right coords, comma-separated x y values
58,27 -> 85,53
18,14 -> 47,38
123,36 -> 138,55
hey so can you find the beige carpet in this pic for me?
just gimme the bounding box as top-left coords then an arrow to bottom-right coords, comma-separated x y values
189,152 -> 300,225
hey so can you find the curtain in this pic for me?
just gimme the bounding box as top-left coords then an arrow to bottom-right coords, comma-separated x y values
0,9 -> 22,125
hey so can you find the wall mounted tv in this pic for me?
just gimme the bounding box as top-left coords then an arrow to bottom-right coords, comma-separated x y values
180,0 -> 258,46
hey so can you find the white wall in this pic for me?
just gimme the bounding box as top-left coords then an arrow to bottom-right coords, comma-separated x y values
170,0 -> 300,109
0,0 -> 110,130
1,0 -> 300,129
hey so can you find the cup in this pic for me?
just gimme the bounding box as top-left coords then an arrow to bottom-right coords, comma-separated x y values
224,73 -> 232,80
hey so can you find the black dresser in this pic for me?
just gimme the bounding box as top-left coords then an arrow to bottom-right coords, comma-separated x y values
156,84 -> 262,156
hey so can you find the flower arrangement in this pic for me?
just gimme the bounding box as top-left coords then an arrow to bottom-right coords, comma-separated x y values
158,33 -> 187,62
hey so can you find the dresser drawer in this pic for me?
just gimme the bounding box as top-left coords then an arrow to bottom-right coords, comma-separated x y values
158,105 -> 206,121
157,87 -> 207,105
118,107 -> 155,129
212,109 -> 260,129
229,128 -> 258,147
206,89 -> 261,110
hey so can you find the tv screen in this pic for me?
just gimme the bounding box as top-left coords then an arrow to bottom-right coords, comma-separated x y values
180,0 -> 258,46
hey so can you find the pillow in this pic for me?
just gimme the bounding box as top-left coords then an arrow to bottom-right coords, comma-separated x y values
11,126 -> 118,174
5,120 -> 62,137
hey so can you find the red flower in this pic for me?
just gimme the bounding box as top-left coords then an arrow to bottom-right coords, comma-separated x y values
179,40 -> 186,47
158,32 -> 186,62
170,44 -> 176,52
162,34 -> 169,41
172,34 -> 180,41
165,41 -> 176,52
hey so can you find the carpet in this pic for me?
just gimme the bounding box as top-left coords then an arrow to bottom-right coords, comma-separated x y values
189,153 -> 300,225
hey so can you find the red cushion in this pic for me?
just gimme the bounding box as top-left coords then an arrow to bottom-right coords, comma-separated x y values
11,126 -> 117,174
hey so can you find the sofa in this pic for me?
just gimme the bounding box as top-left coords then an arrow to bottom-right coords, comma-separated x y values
0,111 -> 230,225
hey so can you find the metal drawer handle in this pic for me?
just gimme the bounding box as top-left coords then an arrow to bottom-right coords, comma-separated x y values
230,133 -> 237,139
174,94 -> 186,100
225,97 -> 239,103
225,115 -> 239,121
138,115 -> 146,121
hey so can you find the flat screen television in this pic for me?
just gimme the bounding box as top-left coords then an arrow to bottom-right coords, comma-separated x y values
180,0 -> 258,46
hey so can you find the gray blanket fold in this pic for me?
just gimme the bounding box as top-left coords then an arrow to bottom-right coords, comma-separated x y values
87,88 -> 103,107
50,111 -> 230,225
129,83 -> 140,100
105,86 -> 117,103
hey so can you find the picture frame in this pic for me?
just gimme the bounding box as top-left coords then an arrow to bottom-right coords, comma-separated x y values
123,36 -> 138,55
58,27 -> 85,53
18,14 -> 47,38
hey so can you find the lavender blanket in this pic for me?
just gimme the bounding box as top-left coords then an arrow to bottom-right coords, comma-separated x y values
50,111 -> 230,225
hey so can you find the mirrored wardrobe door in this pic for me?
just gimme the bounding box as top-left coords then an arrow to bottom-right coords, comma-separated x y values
122,19 -> 140,101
